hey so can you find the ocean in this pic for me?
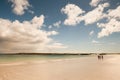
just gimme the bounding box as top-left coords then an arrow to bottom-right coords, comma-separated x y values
0,54 -> 83,63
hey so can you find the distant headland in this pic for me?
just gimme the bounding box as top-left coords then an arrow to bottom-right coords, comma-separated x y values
0,53 -> 120,55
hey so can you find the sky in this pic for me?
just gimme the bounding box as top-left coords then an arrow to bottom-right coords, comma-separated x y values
0,0 -> 120,53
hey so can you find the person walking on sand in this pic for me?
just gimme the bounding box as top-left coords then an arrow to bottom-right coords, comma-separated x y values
97,54 -> 103,60
101,55 -> 104,60
98,55 -> 100,60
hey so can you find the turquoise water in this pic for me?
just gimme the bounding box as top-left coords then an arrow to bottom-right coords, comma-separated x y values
0,54 -> 83,63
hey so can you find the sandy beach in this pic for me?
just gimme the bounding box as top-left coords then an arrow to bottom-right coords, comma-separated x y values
0,55 -> 120,80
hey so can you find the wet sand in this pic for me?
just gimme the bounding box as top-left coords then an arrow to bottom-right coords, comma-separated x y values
0,55 -> 120,80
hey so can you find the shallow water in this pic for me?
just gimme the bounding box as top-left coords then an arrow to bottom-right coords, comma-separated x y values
0,54 -> 83,63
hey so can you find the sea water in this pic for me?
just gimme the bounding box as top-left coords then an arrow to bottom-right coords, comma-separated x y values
0,54 -> 83,63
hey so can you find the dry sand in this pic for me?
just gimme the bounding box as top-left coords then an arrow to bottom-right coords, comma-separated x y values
0,55 -> 120,80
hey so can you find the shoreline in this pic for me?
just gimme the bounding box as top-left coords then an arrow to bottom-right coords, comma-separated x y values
0,55 -> 118,66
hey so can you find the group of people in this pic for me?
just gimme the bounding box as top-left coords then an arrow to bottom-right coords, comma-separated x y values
97,55 -> 104,60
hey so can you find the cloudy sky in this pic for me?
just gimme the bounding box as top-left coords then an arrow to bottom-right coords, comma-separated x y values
0,0 -> 120,53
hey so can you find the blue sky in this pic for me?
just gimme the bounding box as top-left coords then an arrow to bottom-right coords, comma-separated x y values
0,0 -> 120,53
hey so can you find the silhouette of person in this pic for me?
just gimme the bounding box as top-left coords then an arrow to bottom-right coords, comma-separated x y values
98,55 -> 100,60
98,55 -> 103,60
101,55 -> 104,60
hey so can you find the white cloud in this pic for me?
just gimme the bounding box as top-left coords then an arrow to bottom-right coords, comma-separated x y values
92,40 -> 102,45
97,19 -> 120,38
89,30 -> 94,36
31,15 -> 44,28
61,4 -> 85,26
89,0 -> 101,7
0,15 -> 66,53
28,10 -> 34,14
53,21 -> 61,28
61,3 -> 109,26
83,3 -> 109,25
48,21 -> 61,29
47,31 -> 58,36
61,3 -> 120,38
107,6 -> 120,20
10,0 -> 31,15
97,6 -> 120,38
48,25 -> 52,29
47,42 -> 67,49
92,40 -> 99,44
